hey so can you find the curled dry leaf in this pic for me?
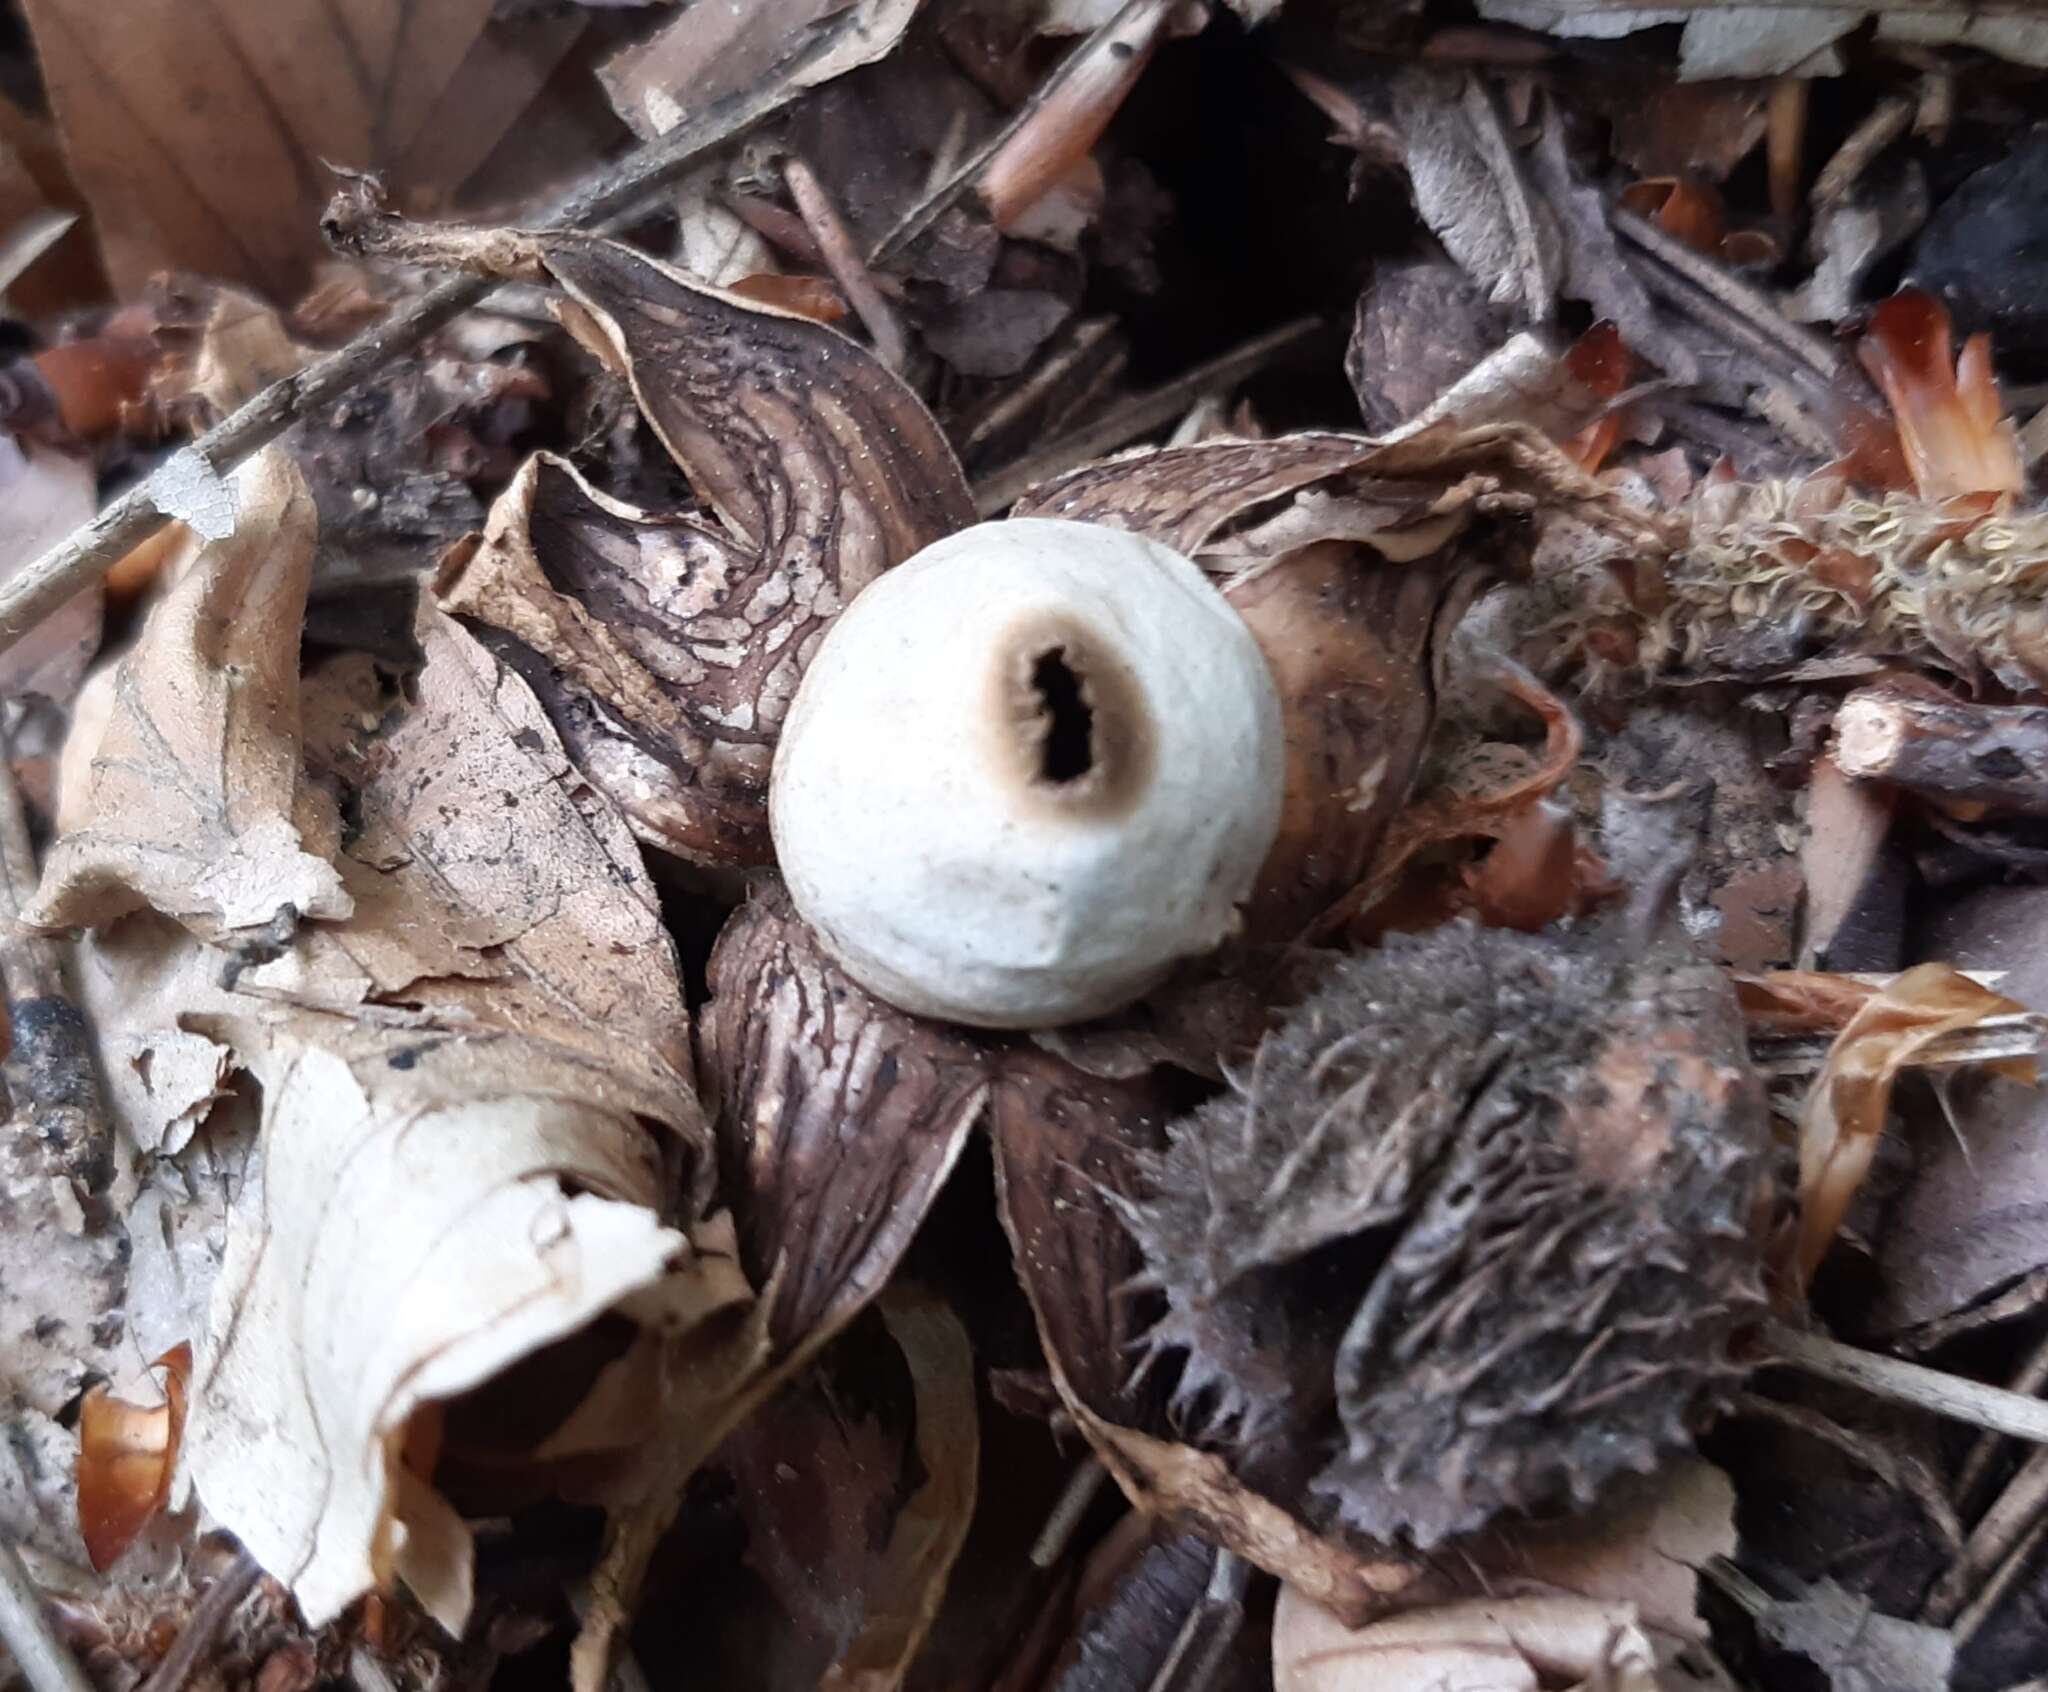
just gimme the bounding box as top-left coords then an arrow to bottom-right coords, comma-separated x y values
1274,1460 -> 1739,1689
180,600 -> 724,1635
76,1343 -> 190,1572
328,201 -> 973,866
1322,650 -> 1585,943
27,449 -> 350,946
1736,971 -> 1891,1038
1275,1592 -> 1662,1692
1790,961 -> 2032,1290
598,0 -> 921,142
1012,420 -> 1656,565
34,452 -> 731,1632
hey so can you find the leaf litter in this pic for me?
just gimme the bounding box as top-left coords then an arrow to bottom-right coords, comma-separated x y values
14,7 -> 2048,1692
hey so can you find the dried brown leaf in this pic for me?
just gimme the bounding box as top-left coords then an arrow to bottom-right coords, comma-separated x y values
820,1288 -> 980,1692
1737,971 -> 1889,1037
1390,68 -> 1558,322
1793,961 -> 2032,1289
76,1343 -> 190,1572
1858,290 -> 2024,506
26,449 -> 350,945
1013,420 -> 1657,569
22,0 -> 503,297
1479,1 -> 2048,77
1321,651 -> 1582,943
990,1050 -> 1168,1422
1878,888 -> 2048,1330
563,889 -> 989,1692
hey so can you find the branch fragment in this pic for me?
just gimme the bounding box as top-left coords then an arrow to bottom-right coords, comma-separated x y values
1835,686 -> 2048,814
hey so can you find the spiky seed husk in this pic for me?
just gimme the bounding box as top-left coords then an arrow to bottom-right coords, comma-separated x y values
1121,918 -> 1769,1549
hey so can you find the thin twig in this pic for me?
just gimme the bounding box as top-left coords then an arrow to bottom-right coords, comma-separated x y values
0,18 -> 864,660
1955,1323 -> 2048,1517
1766,77 -> 1808,221
1763,1320 -> 2048,1445
782,156 -> 908,371
0,1538 -> 95,1692
960,316 -> 1122,457
1030,1458 -> 1110,1569
1612,205 -> 1842,382
134,1547 -> 263,1692
1924,1443 -> 2048,1625
1955,1506 -> 2048,1651
973,316 -> 1322,516
871,0 -> 1172,264
1811,95 -> 1914,210
1461,75 -> 1554,322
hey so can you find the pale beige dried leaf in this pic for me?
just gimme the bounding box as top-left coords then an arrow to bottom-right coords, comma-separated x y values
1274,1591 -> 1661,1692
28,449 -> 349,944
180,607 -> 722,1634
1478,1 -> 2048,76
156,286 -> 307,416
1794,961 -> 2033,1288
185,1038 -> 693,1631
1470,1459 -> 1735,1643
598,0 -> 920,140
233,625 -> 700,1127
100,1027 -> 232,1158
21,0 -> 502,296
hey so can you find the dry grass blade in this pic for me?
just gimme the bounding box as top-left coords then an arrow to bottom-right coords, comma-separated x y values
1788,962 -> 2033,1289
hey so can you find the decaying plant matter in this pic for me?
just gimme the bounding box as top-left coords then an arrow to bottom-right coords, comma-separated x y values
1122,903 -> 1770,1550
22,9 -> 2048,1692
